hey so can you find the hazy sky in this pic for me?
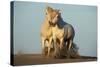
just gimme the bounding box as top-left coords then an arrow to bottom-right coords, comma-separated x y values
13,1 -> 97,57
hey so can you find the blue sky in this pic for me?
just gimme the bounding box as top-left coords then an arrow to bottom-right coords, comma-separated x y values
13,1 -> 97,57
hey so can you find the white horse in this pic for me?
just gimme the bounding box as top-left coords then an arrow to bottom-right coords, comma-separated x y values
46,7 -> 75,58
40,7 -> 54,57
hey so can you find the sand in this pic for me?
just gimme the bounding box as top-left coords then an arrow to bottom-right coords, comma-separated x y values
12,54 -> 97,66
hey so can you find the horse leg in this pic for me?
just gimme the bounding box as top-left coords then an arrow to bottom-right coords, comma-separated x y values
41,37 -> 46,56
68,40 -> 72,51
67,40 -> 73,58
53,36 -> 58,58
47,37 -> 52,57
60,38 -> 64,50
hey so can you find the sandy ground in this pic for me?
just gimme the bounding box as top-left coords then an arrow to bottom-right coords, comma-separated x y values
12,54 -> 97,66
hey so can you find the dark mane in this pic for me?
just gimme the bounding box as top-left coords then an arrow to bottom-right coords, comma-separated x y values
57,14 -> 68,28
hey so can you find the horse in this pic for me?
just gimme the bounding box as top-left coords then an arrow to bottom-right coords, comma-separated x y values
46,7 -> 75,58
40,7 -> 54,57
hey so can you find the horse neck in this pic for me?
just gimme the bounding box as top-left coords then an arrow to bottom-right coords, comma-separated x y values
55,20 -> 63,29
57,17 -> 64,28
44,18 -> 50,28
58,16 -> 69,28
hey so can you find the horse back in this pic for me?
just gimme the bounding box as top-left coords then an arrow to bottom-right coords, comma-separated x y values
64,23 -> 75,40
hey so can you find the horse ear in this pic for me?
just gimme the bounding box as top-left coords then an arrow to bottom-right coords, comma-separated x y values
45,6 -> 53,14
45,7 -> 49,15
57,10 -> 61,16
45,6 -> 51,15
55,9 -> 61,13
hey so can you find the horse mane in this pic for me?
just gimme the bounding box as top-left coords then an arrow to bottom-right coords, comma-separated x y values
57,14 -> 68,28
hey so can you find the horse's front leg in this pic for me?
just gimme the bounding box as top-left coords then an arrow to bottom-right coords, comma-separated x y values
53,36 -> 58,57
60,38 -> 64,50
47,37 -> 52,57
41,37 -> 46,56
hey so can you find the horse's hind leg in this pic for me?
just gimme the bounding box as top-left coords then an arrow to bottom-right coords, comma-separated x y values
67,39 -> 73,58
68,40 -> 72,51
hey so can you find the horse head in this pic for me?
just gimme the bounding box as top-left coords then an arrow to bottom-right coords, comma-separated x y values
45,6 -> 61,26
